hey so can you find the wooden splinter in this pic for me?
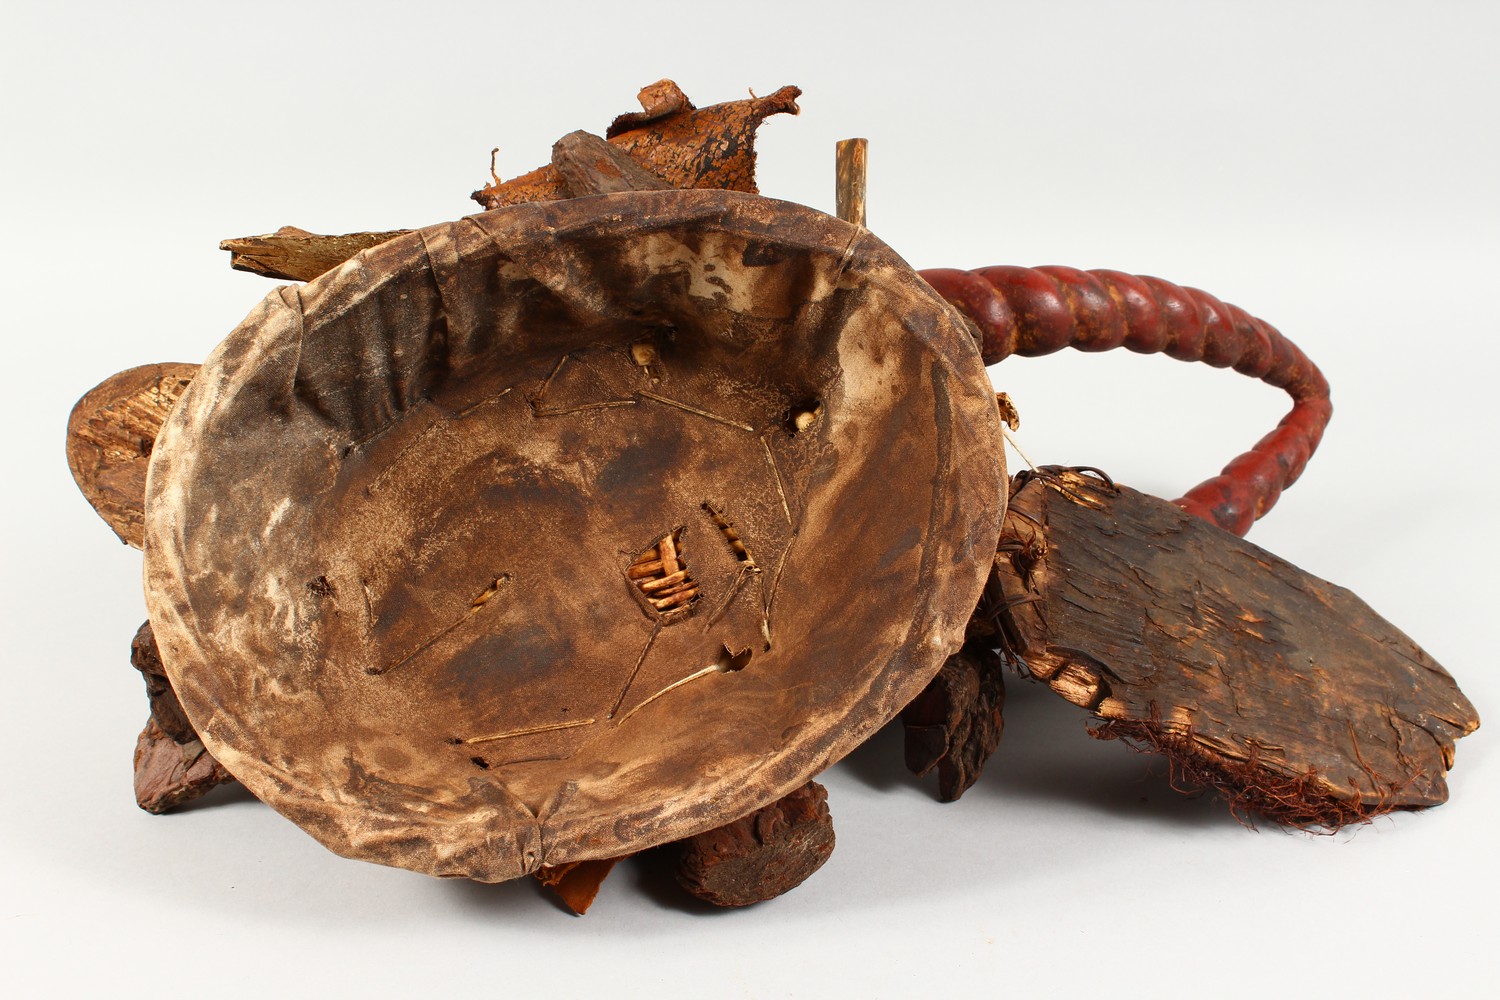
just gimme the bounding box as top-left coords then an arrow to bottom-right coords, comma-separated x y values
219,228 -> 411,283
835,137 -> 867,227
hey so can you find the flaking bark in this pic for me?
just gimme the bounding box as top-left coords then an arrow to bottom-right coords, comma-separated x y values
472,80 -> 799,210
993,468 -> 1479,827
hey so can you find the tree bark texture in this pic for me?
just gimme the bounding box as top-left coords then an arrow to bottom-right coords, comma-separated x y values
676,780 -> 835,907
472,81 -> 799,210
66,363 -> 198,548
993,468 -> 1479,827
900,643 -> 1005,801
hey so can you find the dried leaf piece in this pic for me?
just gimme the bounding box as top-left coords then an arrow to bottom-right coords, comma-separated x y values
534,858 -> 621,915
220,227 -> 413,283
134,717 -> 235,814
900,643 -> 1006,801
472,81 -> 799,209
995,468 -> 1479,827
66,363 -> 198,548
676,781 -> 834,907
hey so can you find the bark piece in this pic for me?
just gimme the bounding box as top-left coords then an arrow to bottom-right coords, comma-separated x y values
533,858 -> 621,915
900,643 -> 1006,801
66,363 -> 198,548
220,227 -> 412,283
215,129 -> 677,284
551,131 -> 674,197
134,717 -> 235,814
995,468 -> 1479,827
130,620 -> 241,812
676,781 -> 834,907
130,620 -> 195,744
472,81 -> 799,210
606,78 -> 694,135
144,189 -> 1005,883
220,82 -> 794,285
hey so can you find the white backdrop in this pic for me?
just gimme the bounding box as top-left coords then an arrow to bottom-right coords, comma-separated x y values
4,2 -> 1496,996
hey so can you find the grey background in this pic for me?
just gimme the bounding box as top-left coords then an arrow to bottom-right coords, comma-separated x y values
4,1 -> 1496,996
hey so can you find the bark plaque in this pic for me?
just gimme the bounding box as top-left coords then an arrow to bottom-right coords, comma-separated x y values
994,469 -> 1478,825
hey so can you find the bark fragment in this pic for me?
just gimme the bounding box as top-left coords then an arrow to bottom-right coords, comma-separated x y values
221,81 -> 797,285
550,130 -> 673,197
676,781 -> 835,907
606,78 -> 694,135
129,621 -> 238,813
472,81 -> 799,210
900,643 -> 1006,801
220,227 -> 413,283
66,363 -> 198,548
130,620 -> 194,744
134,717 -> 235,814
994,468 -> 1479,827
533,858 -> 621,915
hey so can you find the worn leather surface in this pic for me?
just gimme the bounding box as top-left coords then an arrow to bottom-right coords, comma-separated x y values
143,189 -> 1005,882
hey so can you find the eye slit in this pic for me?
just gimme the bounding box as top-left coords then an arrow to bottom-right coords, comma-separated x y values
702,502 -> 758,569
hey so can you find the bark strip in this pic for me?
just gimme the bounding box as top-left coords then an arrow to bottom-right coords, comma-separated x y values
220,227 -> 413,283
